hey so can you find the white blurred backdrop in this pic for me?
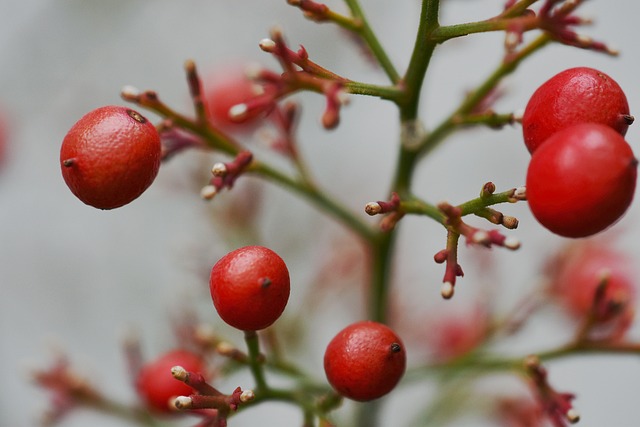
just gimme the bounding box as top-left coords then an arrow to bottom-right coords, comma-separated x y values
1,1 -> 639,426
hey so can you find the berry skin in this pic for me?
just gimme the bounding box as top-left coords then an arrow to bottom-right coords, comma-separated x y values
135,349 -> 205,414
323,321 -> 406,402
60,105 -> 161,209
522,67 -> 631,153
209,246 -> 290,331
526,123 -> 637,238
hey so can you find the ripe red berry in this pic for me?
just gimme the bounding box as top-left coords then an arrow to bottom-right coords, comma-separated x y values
136,349 -> 206,414
209,245 -> 290,331
323,321 -> 406,402
522,67 -> 632,153
526,123 -> 637,238
60,105 -> 161,209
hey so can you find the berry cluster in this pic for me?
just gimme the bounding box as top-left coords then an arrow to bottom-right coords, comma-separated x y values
41,2 -> 640,427
523,67 -> 637,237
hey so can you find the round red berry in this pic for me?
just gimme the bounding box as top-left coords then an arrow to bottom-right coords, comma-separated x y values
323,321 -> 406,402
209,245 -> 290,331
60,105 -> 161,209
526,123 -> 637,238
136,349 -> 205,414
522,67 -> 632,153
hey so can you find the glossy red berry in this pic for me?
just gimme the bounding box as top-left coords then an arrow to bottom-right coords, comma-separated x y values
60,105 -> 161,209
526,123 -> 637,238
522,67 -> 632,153
209,245 -> 290,331
323,321 -> 406,402
136,349 -> 206,414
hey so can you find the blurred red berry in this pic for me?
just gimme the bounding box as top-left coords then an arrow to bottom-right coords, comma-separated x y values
526,123 -> 637,238
136,349 -> 206,414
203,65 -> 275,131
60,106 -> 161,209
548,240 -> 636,340
424,306 -> 488,362
209,245 -> 290,331
324,320 -> 406,401
522,67 -> 631,153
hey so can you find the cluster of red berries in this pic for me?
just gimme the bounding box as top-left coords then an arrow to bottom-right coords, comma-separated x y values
209,246 -> 406,402
522,67 -> 637,238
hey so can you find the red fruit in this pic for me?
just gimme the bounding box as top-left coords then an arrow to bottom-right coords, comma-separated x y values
209,246 -> 290,331
60,105 -> 161,209
136,349 -> 205,414
323,321 -> 406,402
522,67 -> 631,153
548,241 -> 636,340
203,65 -> 275,130
526,123 -> 637,238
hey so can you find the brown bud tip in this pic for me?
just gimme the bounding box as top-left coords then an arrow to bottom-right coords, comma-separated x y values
566,408 -> 580,424
171,365 -> 189,382
390,343 -> 402,353
240,389 -> 256,402
365,202 -> 382,216
482,182 -> 496,196
211,162 -> 227,177
62,158 -> 76,167
502,215 -> 519,229
623,114 -> 635,125
173,396 -> 193,410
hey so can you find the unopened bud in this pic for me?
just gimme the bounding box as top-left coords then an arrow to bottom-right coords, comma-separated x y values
365,202 -> 382,216
566,408 -> 580,424
200,185 -> 217,200
504,236 -> 521,250
171,366 -> 189,382
229,103 -> 249,121
240,389 -> 256,402
121,85 -> 141,98
173,396 -> 193,410
259,38 -> 277,52
441,282 -> 454,299
211,162 -> 227,177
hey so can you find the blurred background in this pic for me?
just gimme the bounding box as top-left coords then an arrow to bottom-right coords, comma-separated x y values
1,1 -> 639,426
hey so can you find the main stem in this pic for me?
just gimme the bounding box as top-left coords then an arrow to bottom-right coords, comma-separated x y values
357,3 -> 441,427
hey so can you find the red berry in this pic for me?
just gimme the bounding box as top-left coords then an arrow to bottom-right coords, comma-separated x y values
522,67 -> 631,153
136,349 -> 205,414
526,123 -> 637,238
60,105 -> 161,209
209,246 -> 290,331
203,65 -> 275,131
323,321 -> 406,402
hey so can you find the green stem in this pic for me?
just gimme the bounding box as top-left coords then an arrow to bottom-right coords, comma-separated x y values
343,0 -> 401,83
244,330 -> 268,392
416,33 -> 551,158
249,161 -> 375,242
400,0 -> 440,121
